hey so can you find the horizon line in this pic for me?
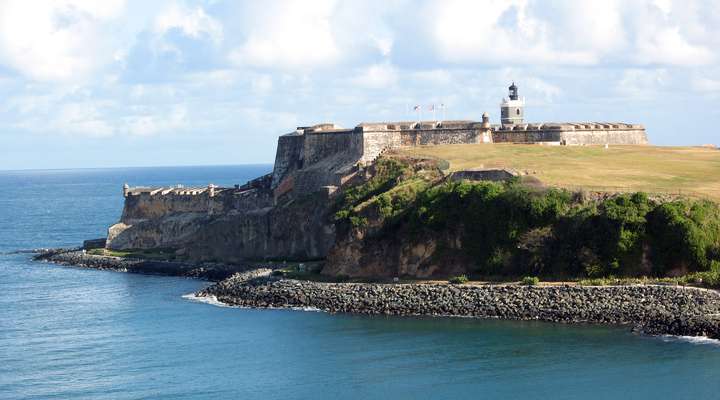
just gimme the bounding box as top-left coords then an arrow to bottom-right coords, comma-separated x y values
0,161 -> 275,173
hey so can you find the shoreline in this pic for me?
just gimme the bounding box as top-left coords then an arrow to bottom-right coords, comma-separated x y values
198,270 -> 720,340
33,249 -> 256,281
34,249 -> 720,339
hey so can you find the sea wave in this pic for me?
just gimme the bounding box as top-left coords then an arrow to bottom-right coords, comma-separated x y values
659,334 -> 720,346
182,293 -> 232,308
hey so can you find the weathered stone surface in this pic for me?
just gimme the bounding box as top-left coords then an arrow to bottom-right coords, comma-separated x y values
34,249 -> 256,281
82,238 -> 106,250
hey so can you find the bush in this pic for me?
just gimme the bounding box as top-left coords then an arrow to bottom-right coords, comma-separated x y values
684,269 -> 720,288
334,157 -> 720,281
578,278 -> 610,286
271,270 -> 285,276
647,200 -> 720,274
448,275 -> 469,284
521,276 -> 540,285
335,158 -> 410,223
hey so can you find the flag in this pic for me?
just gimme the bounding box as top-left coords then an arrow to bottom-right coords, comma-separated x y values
428,104 -> 435,111
413,105 -> 420,111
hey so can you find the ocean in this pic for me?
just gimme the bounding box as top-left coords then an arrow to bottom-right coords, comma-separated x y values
1,165 -> 719,399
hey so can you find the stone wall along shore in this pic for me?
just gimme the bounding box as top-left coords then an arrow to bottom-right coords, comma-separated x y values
199,270 -> 720,339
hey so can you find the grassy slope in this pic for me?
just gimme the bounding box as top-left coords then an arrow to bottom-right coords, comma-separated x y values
402,144 -> 720,200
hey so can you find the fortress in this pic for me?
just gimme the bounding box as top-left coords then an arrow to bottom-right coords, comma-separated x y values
270,82 -> 647,197
107,83 -> 648,257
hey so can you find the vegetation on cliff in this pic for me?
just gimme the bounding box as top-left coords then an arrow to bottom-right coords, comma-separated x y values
332,156 -> 720,283
334,157 -> 440,229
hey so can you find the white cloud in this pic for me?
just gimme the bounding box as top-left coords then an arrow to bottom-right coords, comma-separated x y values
351,63 -> 398,89
550,0 -> 626,53
370,34 -> 393,57
240,107 -> 297,126
56,102 -> 116,137
0,0 -> 126,81
251,75 -> 274,94
154,4 -> 223,44
180,69 -> 241,88
426,0 -> 598,66
524,77 -> 562,103
125,105 -> 187,136
653,0 -> 673,16
410,69 -> 454,86
615,68 -> 670,99
634,26 -> 714,66
692,77 -> 720,93
228,0 -> 339,69
419,0 -> 717,68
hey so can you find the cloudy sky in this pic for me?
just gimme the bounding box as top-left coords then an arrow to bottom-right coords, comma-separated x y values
1,0 -> 718,170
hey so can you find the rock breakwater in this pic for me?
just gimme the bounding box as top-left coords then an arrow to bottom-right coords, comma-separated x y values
34,249 -> 253,281
199,271 -> 720,339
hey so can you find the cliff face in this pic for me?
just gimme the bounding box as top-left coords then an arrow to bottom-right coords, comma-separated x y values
180,192 -> 335,263
107,189 -> 336,263
325,230 -> 470,278
322,156 -> 471,278
105,149 -> 717,281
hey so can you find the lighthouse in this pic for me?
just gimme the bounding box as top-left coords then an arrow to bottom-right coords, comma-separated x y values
500,82 -> 524,126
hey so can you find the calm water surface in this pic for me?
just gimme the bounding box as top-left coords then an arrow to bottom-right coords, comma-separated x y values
1,166 -> 719,399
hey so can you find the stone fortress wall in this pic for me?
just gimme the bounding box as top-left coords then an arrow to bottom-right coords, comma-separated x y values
119,118 -> 647,217
492,122 -> 647,145
119,175 -> 274,224
114,82 -> 649,246
268,117 -> 647,194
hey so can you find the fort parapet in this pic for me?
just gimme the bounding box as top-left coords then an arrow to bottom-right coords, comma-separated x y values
269,83 -> 647,197
118,178 -> 274,223
120,82 -> 648,204
270,120 -> 646,197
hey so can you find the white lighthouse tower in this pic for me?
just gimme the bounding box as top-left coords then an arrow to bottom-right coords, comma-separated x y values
500,82 -> 524,127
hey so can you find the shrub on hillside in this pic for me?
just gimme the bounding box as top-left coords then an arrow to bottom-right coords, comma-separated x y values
448,275 -> 469,284
335,162 -> 720,280
521,276 -> 540,285
647,200 -> 720,274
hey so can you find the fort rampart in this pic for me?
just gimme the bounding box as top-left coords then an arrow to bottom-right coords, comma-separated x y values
269,120 -> 647,194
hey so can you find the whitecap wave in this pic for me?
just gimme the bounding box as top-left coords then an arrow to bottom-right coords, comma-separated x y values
182,293 -> 232,308
659,335 -> 720,346
289,306 -> 323,312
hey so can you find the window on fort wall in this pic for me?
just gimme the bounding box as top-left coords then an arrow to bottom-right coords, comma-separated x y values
516,109 -> 520,115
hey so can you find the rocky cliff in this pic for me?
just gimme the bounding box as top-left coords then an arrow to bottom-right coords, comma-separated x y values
105,152 -> 720,281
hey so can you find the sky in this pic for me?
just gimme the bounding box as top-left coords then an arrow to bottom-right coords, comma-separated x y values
0,0 -> 719,170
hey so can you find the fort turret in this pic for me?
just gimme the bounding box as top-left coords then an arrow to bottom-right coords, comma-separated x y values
123,183 -> 129,198
481,112 -> 491,129
500,82 -> 524,126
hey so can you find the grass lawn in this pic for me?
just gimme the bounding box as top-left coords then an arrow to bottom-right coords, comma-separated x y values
401,144 -> 720,200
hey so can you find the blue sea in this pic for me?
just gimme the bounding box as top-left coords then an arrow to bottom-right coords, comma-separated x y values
1,165 -> 720,399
